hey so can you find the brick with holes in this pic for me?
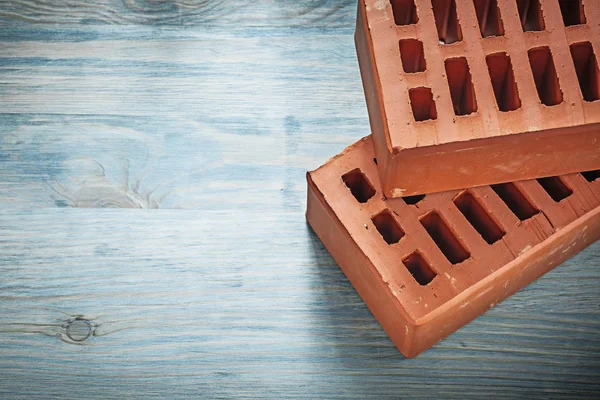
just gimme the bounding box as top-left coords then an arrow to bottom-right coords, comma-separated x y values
306,135 -> 600,357
356,0 -> 600,197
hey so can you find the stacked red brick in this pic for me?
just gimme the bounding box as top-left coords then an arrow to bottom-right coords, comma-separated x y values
356,0 -> 600,196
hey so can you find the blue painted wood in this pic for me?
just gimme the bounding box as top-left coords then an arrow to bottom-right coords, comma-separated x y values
0,1 -> 599,398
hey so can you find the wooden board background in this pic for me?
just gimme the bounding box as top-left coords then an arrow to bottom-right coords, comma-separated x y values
1,1 -> 599,398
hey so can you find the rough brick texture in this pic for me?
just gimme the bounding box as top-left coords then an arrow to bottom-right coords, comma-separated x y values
306,135 -> 600,357
356,0 -> 600,197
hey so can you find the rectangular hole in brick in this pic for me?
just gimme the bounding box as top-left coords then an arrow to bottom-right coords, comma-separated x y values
516,0 -> 545,31
559,0 -> 586,26
537,177 -> 573,202
372,210 -> 405,244
445,57 -> 478,115
473,0 -> 505,37
491,183 -> 538,221
582,170 -> 600,182
403,194 -> 425,205
486,53 -> 522,111
409,87 -> 437,121
420,211 -> 470,264
570,42 -> 600,102
528,47 -> 563,106
399,39 -> 426,73
432,0 -> 463,44
342,169 -> 376,203
453,191 -> 505,244
402,251 -> 437,285
390,0 -> 418,25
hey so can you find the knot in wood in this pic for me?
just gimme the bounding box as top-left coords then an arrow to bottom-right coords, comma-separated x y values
65,317 -> 92,342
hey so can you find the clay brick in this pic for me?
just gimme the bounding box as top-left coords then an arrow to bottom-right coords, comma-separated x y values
356,0 -> 600,197
306,135 -> 600,357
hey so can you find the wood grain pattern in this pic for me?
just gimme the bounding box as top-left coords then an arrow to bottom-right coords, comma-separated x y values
0,0 -> 355,27
0,23 -> 365,209
0,1 -> 599,398
1,210 -> 600,399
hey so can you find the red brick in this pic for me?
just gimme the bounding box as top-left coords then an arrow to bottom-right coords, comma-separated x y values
356,0 -> 600,196
306,135 -> 600,357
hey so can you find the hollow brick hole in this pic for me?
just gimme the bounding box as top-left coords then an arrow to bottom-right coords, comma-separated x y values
399,39 -> 427,73
409,87 -> 437,121
390,0 -> 418,25
486,52 -> 522,112
491,183 -> 539,221
528,46 -> 563,106
559,0 -> 586,26
453,191 -> 505,244
474,0 -> 505,37
445,57 -> 478,115
432,0 -> 463,44
403,194 -> 426,205
570,42 -> 600,102
372,209 -> 405,244
537,176 -> 573,203
420,211 -> 470,264
342,168 -> 376,203
516,0 -> 545,32
582,170 -> 600,182
402,251 -> 437,285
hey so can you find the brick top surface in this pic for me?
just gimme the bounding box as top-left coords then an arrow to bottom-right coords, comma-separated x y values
361,0 -> 600,150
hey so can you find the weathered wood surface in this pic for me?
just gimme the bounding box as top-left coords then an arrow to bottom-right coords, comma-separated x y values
0,1 -> 599,398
